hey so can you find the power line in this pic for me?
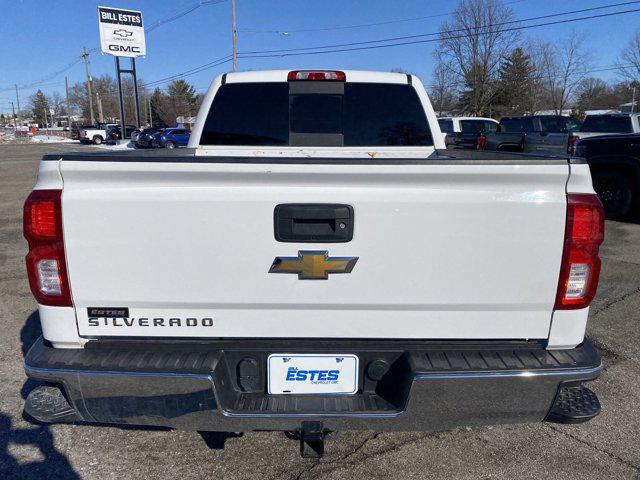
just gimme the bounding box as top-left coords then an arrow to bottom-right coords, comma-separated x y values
145,0 -> 228,33
239,1 -> 640,56
140,3 -> 640,90
0,58 -> 83,92
239,0 -> 528,34
237,5 -> 640,59
142,55 -> 232,88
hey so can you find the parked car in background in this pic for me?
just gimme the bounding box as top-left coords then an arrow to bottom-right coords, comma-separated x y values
71,125 -> 91,140
135,127 -> 164,148
438,116 -> 499,149
578,113 -> 640,141
152,128 -> 190,148
131,128 -> 142,144
106,125 -> 137,142
574,133 -> 640,218
479,115 -> 582,154
79,123 -> 117,145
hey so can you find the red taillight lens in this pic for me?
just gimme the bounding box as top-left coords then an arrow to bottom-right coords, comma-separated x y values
287,70 -> 346,81
476,134 -> 487,150
568,135 -> 580,155
23,190 -> 72,307
30,200 -> 57,238
554,193 -> 605,310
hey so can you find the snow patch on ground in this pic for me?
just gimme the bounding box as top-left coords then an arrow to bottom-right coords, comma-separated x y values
31,135 -> 75,144
96,141 -> 137,150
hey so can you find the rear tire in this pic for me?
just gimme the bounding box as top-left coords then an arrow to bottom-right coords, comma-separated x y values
592,171 -> 633,219
92,135 -> 103,145
164,141 -> 176,149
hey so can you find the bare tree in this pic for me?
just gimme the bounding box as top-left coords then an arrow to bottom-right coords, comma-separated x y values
49,92 -> 66,124
429,60 -> 459,115
534,33 -> 589,114
437,0 -> 518,116
618,30 -> 640,82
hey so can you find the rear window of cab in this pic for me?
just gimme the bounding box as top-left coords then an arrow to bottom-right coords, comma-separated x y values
200,82 -> 433,147
580,115 -> 633,133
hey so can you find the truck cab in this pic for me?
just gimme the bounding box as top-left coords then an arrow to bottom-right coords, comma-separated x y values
480,115 -> 582,154
437,116 -> 499,149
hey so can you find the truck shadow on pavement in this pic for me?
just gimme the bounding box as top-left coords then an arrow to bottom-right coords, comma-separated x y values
0,413 -> 82,479
9,310 -> 240,477
0,311 -> 82,479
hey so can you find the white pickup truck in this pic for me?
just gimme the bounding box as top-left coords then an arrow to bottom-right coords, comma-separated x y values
23,70 -> 604,458
78,123 -> 116,145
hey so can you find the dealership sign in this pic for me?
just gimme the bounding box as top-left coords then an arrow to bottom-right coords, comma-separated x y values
98,6 -> 146,57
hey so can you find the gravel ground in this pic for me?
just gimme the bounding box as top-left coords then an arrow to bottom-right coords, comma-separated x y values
0,143 -> 638,479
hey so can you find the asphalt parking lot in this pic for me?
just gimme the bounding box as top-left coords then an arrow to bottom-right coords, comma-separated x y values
0,143 -> 639,479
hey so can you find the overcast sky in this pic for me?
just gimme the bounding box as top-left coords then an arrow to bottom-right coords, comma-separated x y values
1,0 -> 639,113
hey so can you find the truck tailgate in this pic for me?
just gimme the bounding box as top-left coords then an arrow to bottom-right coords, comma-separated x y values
59,156 -> 569,339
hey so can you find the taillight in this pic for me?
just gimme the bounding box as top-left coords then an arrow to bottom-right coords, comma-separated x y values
287,70 -> 346,81
555,193 -> 604,310
23,190 -> 72,307
519,134 -> 526,151
476,134 -> 486,150
568,135 -> 580,155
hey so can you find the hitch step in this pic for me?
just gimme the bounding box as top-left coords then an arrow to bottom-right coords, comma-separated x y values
546,385 -> 601,424
25,385 -> 80,423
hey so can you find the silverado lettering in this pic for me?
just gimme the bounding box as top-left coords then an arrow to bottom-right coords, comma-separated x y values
87,317 -> 214,327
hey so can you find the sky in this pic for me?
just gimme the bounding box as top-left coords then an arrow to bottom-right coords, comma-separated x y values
1,0 -> 640,114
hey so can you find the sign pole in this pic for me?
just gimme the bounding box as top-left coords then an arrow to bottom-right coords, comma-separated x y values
115,56 -> 127,142
131,57 -> 141,127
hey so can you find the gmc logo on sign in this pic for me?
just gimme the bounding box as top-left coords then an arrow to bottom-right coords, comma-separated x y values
108,45 -> 141,53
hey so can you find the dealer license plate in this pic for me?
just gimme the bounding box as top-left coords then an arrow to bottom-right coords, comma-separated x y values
267,354 -> 359,394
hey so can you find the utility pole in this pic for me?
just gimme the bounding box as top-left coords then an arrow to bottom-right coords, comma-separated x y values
148,97 -> 153,127
10,101 -> 16,132
14,84 -> 21,129
96,91 -> 104,123
632,86 -> 637,114
82,47 -> 96,125
231,0 -> 237,71
65,76 -> 72,133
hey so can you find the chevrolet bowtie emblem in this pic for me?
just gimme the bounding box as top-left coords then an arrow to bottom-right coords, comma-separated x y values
269,251 -> 358,280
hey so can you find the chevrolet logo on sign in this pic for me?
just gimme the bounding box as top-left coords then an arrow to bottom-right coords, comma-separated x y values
269,251 -> 358,280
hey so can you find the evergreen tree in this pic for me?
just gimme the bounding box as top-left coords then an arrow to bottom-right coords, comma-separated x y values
149,88 -> 166,127
30,90 -> 49,126
494,48 -> 537,116
166,79 -> 197,117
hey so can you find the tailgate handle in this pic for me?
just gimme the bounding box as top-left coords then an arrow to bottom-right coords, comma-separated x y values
274,204 -> 354,243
